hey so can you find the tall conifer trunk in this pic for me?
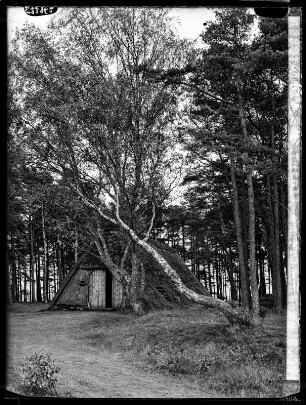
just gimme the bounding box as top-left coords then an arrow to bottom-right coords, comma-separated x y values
9,233 -> 18,302
272,175 -> 283,312
218,197 -> 238,301
36,247 -> 42,302
270,97 -> 283,312
229,155 -> 250,308
236,82 -> 260,319
246,169 -> 259,316
42,204 -> 48,303
267,175 -> 282,312
224,247 -> 238,302
56,233 -> 63,284
29,215 -> 36,302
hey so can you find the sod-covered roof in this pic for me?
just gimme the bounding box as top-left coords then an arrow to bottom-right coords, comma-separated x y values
138,239 -> 210,309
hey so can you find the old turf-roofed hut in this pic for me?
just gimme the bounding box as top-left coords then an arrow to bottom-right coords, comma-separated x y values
49,251 -> 123,310
48,240 -> 210,311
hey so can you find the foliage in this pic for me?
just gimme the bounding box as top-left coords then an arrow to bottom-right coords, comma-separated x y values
7,8 -> 289,321
20,352 -> 61,396
9,8 -> 187,230
169,9 -> 288,311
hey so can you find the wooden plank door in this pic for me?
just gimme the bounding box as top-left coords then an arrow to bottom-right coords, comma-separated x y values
88,270 -> 106,308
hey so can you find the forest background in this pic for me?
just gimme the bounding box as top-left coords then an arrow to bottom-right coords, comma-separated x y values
7,7 -> 290,324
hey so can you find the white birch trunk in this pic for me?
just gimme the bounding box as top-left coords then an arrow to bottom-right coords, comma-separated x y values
284,15 -> 301,397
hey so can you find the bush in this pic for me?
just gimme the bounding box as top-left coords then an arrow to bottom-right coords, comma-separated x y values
145,344 -> 194,374
20,352 -> 61,396
207,364 -> 283,397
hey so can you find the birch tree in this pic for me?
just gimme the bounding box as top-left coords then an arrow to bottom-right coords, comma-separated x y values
284,14 -> 300,396
9,7 -> 262,325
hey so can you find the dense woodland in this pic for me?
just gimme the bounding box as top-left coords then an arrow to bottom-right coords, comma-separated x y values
7,8 -> 290,324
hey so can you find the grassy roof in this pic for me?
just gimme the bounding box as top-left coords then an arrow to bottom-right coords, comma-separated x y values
138,239 -> 210,310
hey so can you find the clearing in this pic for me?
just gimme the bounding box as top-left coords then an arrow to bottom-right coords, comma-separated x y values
5,303 -> 286,398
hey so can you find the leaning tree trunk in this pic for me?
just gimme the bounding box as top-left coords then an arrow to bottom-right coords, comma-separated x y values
70,175 -> 261,326
115,214 -> 261,326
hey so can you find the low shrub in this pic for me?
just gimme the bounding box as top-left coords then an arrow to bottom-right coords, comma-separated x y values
145,344 -> 189,374
207,364 -> 283,397
20,352 -> 61,396
144,342 -> 215,375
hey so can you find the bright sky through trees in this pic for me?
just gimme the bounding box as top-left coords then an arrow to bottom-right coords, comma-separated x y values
7,6 -> 217,206
7,6 -> 257,46
7,6 -> 217,45
6,6 -> 257,208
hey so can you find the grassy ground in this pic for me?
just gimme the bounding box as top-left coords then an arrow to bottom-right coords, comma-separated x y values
6,303 -> 286,398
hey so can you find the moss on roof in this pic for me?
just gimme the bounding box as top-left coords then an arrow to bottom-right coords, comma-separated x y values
138,239 -> 209,310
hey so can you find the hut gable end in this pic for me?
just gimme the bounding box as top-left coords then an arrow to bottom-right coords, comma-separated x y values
49,251 -> 117,310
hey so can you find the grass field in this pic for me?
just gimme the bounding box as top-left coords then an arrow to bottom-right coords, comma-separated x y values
6,303 -> 286,398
